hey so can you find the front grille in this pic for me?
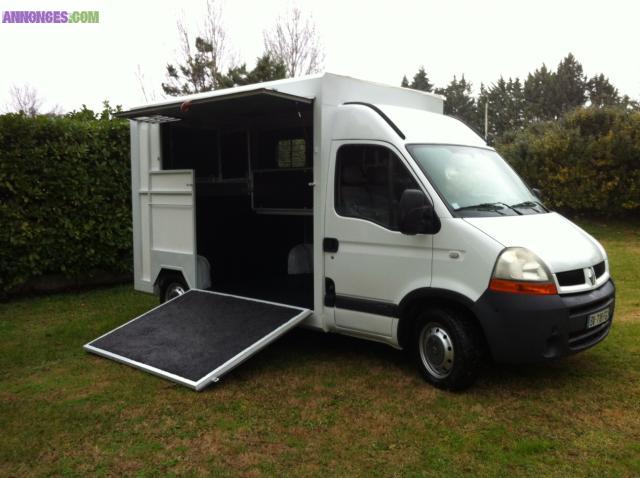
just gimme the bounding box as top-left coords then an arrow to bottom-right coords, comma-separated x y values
557,269 -> 585,286
556,261 -> 607,287
594,261 -> 606,278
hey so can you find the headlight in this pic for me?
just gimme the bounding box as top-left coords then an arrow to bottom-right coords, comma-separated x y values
490,247 -> 557,295
494,248 -> 551,281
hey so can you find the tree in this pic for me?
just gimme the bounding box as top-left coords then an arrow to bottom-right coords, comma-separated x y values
216,53 -> 287,88
434,75 -> 478,130
554,53 -> 587,115
523,54 -> 588,120
246,53 -> 287,83
408,67 -> 433,92
621,95 -> 640,111
7,84 -> 43,116
400,75 -> 409,88
524,64 -> 557,121
506,77 -> 526,130
480,77 -> 525,143
162,0 -> 228,95
587,73 -> 620,107
263,6 -> 323,77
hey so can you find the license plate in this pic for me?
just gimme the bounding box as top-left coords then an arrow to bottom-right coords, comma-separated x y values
587,308 -> 610,328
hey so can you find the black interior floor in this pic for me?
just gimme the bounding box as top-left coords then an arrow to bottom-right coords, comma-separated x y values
86,290 -> 309,386
211,274 -> 314,309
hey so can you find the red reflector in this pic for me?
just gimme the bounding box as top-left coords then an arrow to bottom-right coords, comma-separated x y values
489,278 -> 558,295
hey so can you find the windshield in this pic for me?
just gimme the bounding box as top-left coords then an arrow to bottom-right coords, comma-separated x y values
406,144 -> 546,217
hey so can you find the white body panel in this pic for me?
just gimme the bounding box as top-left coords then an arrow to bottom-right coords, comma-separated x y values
431,218 -> 504,302
464,213 -> 605,273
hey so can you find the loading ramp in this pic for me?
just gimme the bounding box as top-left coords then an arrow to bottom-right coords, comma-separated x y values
84,290 -> 311,391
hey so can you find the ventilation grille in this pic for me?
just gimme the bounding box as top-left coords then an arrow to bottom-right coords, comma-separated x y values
556,269 -> 585,287
594,261 -> 606,278
556,261 -> 606,287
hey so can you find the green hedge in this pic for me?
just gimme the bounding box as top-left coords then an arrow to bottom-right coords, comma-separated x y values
498,107 -> 640,216
0,112 -> 131,295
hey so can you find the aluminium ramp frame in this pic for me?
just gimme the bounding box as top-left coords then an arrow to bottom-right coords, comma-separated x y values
84,290 -> 311,391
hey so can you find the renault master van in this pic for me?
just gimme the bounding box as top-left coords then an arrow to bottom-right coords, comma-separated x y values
100,73 -> 614,391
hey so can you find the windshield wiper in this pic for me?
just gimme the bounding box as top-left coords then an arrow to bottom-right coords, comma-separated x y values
510,201 -> 538,208
454,202 -> 522,215
510,201 -> 548,212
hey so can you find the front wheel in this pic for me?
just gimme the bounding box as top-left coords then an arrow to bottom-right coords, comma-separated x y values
412,307 -> 483,391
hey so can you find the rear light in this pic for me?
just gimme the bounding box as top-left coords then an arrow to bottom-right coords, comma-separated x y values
489,278 -> 557,295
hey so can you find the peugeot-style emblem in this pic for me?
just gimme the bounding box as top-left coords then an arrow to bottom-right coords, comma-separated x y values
585,267 -> 596,286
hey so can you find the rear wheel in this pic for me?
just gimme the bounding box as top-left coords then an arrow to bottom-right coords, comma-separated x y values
159,273 -> 189,303
412,307 -> 482,391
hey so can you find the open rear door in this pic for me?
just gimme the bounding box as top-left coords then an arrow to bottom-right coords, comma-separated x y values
147,170 -> 197,289
84,290 -> 311,391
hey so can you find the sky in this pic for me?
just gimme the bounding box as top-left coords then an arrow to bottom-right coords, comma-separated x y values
0,0 -> 639,113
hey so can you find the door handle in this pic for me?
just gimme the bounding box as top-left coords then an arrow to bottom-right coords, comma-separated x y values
323,237 -> 339,253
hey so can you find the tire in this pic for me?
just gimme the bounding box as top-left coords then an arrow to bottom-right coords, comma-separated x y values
159,273 -> 189,303
411,307 -> 483,391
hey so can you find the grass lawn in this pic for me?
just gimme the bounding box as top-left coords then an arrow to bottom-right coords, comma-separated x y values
1,220 -> 639,477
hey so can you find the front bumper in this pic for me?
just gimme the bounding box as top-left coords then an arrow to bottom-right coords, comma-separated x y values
472,279 -> 615,363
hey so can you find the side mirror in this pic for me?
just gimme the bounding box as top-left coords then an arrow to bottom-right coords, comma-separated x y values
531,188 -> 543,200
399,189 -> 439,235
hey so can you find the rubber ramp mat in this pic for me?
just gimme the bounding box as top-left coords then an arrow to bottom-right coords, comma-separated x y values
84,290 -> 310,390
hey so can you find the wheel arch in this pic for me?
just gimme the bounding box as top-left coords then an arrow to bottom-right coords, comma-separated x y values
153,268 -> 188,296
397,288 -> 486,349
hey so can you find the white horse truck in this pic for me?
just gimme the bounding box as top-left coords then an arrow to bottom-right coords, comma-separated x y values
84,73 -> 615,391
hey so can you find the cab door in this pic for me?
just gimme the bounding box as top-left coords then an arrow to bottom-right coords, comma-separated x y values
323,141 -> 433,339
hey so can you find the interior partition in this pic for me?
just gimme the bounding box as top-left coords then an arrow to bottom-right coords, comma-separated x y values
160,101 -> 314,309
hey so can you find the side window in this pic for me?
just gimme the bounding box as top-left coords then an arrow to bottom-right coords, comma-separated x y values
335,144 -> 420,230
277,138 -> 306,168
